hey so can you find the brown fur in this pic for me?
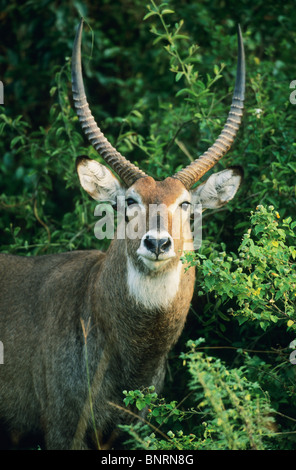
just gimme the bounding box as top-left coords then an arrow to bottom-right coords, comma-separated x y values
0,190 -> 195,449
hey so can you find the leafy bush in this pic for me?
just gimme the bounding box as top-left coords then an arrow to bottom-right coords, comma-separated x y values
120,338 -> 276,450
183,205 -> 296,332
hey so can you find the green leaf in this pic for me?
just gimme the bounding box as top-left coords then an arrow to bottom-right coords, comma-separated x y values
175,87 -> 199,98
136,399 -> 147,411
153,34 -> 168,45
174,34 -> 190,40
50,86 -> 57,97
11,136 -> 22,147
175,71 -> 183,82
143,11 -> 158,20
161,9 -> 175,15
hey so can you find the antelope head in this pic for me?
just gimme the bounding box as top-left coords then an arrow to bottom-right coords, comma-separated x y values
72,19 -> 245,275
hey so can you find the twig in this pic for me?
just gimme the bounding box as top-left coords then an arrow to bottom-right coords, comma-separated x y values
33,198 -> 51,244
107,400 -> 177,448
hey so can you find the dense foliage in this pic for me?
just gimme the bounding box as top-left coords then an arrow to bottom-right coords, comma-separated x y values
0,0 -> 295,450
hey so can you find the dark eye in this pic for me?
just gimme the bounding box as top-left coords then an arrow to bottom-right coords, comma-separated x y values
126,197 -> 137,207
180,201 -> 191,210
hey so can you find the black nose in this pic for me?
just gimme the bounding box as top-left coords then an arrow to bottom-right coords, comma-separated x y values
144,235 -> 172,256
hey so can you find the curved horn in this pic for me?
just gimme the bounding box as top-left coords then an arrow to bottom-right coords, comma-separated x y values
173,25 -> 245,189
72,18 -> 147,187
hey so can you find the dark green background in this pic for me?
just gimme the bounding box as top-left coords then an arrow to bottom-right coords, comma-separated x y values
0,0 -> 295,449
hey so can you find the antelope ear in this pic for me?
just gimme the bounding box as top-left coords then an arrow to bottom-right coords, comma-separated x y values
76,156 -> 125,203
191,167 -> 243,209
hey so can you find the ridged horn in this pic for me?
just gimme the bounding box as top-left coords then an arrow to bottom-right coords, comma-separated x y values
173,24 -> 245,189
72,18 -> 147,187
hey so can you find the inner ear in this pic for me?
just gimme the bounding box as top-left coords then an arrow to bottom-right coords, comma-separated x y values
191,167 -> 243,209
76,156 -> 125,203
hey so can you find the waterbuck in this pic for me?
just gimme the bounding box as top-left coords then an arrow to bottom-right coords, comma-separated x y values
0,19 -> 245,449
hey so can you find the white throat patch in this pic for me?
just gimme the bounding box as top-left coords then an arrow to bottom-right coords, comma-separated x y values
127,257 -> 182,310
